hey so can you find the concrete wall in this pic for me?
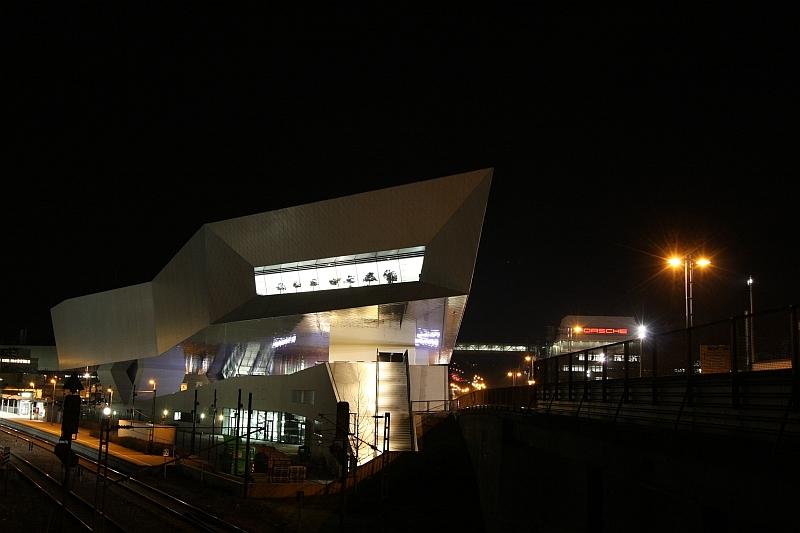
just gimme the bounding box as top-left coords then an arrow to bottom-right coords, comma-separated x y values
408,365 -> 448,405
137,363 -> 338,425
457,410 -> 800,533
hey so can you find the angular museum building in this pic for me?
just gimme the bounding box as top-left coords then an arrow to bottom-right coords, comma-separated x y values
50,169 -> 492,463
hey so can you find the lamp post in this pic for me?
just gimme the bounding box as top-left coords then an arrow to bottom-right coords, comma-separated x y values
107,388 -> 113,407
746,276 -> 755,369
29,381 -> 35,420
507,371 -> 522,387
148,379 -> 157,421
668,254 -> 711,328
524,355 -> 534,384
148,379 -> 157,453
50,378 -> 57,423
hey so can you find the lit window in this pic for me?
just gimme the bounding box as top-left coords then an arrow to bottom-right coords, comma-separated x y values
254,247 -> 425,296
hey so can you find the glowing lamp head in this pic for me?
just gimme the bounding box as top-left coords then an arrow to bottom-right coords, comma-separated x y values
637,325 -> 648,339
525,355 -> 532,362
507,371 -> 513,377
573,326 -> 583,334
668,257 -> 683,268
29,382 -> 35,388
149,379 -> 156,386
696,258 -> 711,268
200,413 -> 206,419
107,388 -> 113,393
50,378 -> 56,384
102,406 -> 112,416
163,409 -> 169,416
747,277 -> 754,286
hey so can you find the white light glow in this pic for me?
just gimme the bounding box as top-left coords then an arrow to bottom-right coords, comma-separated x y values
415,328 -> 441,348
637,325 -> 648,339
272,334 -> 297,349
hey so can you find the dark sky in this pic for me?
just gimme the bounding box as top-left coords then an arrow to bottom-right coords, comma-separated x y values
2,6 -> 796,346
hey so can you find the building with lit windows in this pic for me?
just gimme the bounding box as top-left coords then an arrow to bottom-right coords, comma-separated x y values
549,315 -> 641,356
547,315 -> 644,379
50,169 -> 492,464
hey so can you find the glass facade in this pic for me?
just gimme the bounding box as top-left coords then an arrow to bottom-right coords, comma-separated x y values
221,407 -> 305,444
254,246 -> 425,296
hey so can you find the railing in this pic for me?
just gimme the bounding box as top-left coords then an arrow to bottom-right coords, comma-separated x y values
410,399 -> 455,413
532,305 -> 800,408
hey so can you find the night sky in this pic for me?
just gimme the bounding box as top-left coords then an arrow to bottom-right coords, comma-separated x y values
3,6 -> 795,347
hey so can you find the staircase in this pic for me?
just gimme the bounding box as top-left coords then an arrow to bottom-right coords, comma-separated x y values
377,362 -> 416,451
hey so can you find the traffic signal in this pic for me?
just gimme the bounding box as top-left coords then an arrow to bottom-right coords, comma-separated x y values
61,394 -> 80,438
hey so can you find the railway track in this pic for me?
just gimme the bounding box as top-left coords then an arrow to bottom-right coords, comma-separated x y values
0,421 -> 248,533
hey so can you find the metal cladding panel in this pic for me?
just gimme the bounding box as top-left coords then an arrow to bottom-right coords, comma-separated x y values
206,169 -> 493,268
203,226 -> 256,322
152,228 -> 211,354
51,282 -> 157,370
422,174 -> 492,294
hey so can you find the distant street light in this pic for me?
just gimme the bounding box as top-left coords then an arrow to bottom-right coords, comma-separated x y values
507,370 -> 522,387
667,254 -> 712,328
524,355 -> 534,382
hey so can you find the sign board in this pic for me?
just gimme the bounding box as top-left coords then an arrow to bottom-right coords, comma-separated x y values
580,328 -> 629,335
700,345 -> 731,374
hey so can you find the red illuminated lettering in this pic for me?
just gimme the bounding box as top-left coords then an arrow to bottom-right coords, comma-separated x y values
582,327 -> 629,335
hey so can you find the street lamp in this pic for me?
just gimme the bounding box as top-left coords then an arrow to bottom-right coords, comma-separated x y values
50,378 -> 57,423
148,379 -> 157,453
667,254 -> 712,328
107,388 -> 113,407
507,371 -> 522,387
524,355 -> 534,382
746,276 -> 755,369
29,381 -> 35,420
148,379 -> 157,421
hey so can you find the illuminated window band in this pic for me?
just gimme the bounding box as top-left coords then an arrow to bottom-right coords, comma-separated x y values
455,344 -> 529,352
254,246 -> 425,296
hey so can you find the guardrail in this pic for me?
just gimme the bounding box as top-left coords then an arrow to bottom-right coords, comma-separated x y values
533,305 -> 799,408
